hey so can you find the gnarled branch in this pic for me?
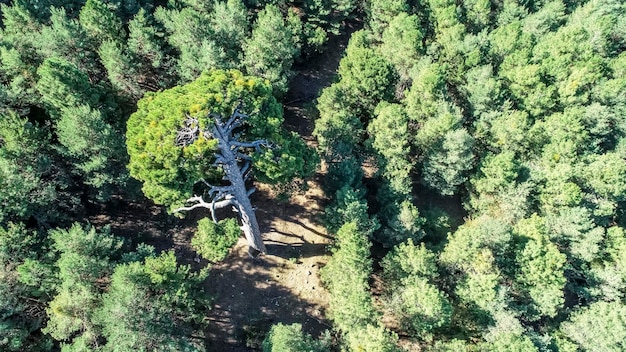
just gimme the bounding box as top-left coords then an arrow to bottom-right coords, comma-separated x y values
223,103 -> 247,131
173,194 -> 238,223
175,115 -> 200,147
175,105 -> 269,255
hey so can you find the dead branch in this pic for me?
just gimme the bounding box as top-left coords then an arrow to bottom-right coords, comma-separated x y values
175,115 -> 200,147
175,105 -> 268,254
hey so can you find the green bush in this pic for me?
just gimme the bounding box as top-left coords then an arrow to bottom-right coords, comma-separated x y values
320,222 -> 376,333
191,218 -> 241,262
345,324 -> 400,352
262,323 -> 327,352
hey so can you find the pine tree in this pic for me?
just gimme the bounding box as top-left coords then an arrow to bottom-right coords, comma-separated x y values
244,4 -> 299,95
126,69 -> 316,253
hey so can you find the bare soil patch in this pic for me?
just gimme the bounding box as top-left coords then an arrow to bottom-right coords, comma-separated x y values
204,176 -> 332,351
87,179 -> 333,352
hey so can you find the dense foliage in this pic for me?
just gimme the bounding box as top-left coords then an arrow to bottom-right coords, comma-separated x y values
262,323 -> 329,352
315,0 -> 626,350
0,0 -> 330,349
126,69 -> 316,210
1,0 -> 625,350
1,223 -> 208,351
192,218 -> 241,262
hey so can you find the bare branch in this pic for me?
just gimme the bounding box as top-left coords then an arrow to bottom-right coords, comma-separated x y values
213,155 -> 227,166
172,195 -> 211,213
210,112 -> 223,128
229,140 -> 267,151
206,185 -> 235,204
172,195 -> 238,223
243,168 -> 252,182
200,179 -> 235,196
202,130 -> 213,140
210,195 -> 236,223
236,152 -> 252,161
211,115 -> 229,145
175,115 -> 200,147
240,160 -> 251,175
200,178 -> 212,188
224,103 -> 248,131
173,105 -> 268,254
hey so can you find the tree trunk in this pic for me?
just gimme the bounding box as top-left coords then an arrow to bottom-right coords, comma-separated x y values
174,108 -> 268,256
214,126 -> 267,254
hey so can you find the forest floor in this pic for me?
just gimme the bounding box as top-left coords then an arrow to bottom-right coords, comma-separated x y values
90,23 -> 358,351
201,24 -> 360,351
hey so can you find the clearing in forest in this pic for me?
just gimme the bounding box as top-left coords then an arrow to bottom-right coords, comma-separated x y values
203,24 -> 357,350
88,24 -> 357,351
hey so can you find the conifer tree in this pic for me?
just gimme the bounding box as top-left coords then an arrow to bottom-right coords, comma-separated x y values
244,4 -> 299,95
126,69 -> 316,254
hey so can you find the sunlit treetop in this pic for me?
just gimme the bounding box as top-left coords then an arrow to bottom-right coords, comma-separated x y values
126,69 -> 316,209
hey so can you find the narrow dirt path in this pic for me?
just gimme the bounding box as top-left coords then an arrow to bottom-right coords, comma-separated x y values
202,24 -> 358,351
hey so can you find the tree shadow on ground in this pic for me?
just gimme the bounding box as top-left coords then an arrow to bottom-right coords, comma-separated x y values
88,195 -> 332,352
87,196 -> 199,263
204,241 -> 331,351
265,241 -> 330,261
203,172 -> 333,350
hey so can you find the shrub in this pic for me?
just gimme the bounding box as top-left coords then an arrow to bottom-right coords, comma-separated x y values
191,218 -> 241,262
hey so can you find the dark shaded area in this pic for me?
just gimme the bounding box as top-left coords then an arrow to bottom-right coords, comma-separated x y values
86,196 -> 200,265
204,250 -> 330,351
282,21 -> 361,140
415,185 -> 468,238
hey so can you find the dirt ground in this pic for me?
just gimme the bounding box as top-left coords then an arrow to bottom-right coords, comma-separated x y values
88,178 -> 334,351
202,24 -> 359,351
203,177 -> 333,351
